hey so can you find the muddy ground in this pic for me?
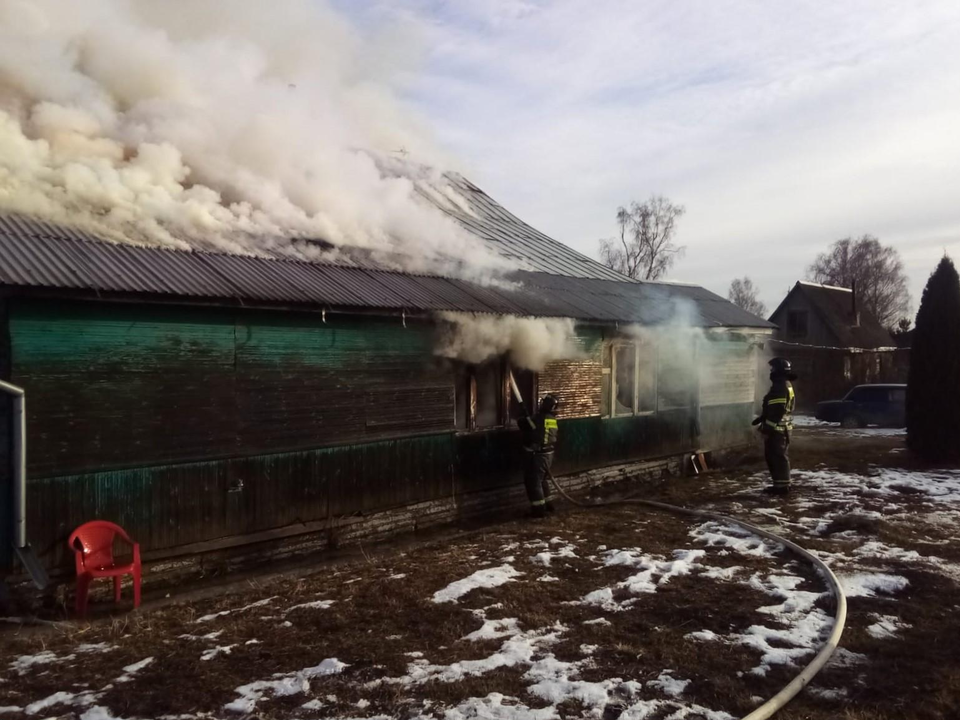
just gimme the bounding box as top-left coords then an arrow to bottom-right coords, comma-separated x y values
1,424 -> 959,720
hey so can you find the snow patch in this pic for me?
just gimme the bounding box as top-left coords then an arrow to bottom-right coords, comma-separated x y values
224,658 -> 347,714
866,614 -> 911,639
431,565 -> 521,604
647,672 -> 691,697
839,573 -> 909,598
196,596 -> 277,623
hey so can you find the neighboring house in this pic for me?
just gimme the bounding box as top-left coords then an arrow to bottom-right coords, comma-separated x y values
768,281 -> 894,349
0,178 -> 774,579
767,281 -> 906,410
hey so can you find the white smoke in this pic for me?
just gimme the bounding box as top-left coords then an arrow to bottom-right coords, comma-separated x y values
0,0 -> 512,281
435,312 -> 584,371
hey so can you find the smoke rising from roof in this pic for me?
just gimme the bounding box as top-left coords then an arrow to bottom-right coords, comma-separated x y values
0,0 -> 510,280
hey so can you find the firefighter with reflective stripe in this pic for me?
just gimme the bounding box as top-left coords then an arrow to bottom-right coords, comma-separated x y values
752,357 -> 797,495
518,394 -> 559,517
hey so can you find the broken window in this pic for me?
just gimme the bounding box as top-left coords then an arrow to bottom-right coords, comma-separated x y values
454,365 -> 471,430
475,360 -> 503,428
787,310 -> 809,339
614,344 -> 635,416
509,367 -> 536,421
607,340 -> 657,417
637,340 -> 657,413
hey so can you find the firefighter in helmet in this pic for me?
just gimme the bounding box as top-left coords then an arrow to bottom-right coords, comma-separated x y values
753,357 -> 797,494
518,394 -> 560,517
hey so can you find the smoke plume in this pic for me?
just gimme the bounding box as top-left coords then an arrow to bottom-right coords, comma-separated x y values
0,0 -> 510,280
436,312 -> 584,371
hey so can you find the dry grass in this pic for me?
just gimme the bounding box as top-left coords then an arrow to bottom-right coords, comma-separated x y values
1,427 -> 960,719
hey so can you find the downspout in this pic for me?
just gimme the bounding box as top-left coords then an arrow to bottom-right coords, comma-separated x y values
0,380 -> 25,549
0,379 -> 46,588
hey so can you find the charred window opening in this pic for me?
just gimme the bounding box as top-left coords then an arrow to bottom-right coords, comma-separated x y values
454,360 -> 536,431
509,367 -> 535,421
475,360 -> 502,428
454,365 -> 472,430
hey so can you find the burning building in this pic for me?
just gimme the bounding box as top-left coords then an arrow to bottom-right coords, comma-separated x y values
0,175 -> 773,580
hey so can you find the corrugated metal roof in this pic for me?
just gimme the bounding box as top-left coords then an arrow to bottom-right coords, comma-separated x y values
417,175 -> 631,282
0,212 -> 773,328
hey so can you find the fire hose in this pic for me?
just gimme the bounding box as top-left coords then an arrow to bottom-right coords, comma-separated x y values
508,372 -> 846,720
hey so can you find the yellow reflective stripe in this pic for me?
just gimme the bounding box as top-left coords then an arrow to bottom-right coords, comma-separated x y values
531,499 -> 546,506
765,420 -> 779,428
767,398 -> 787,405
544,419 -> 558,429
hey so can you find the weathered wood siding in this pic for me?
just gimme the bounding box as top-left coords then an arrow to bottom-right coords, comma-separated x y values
0,299 -> 761,572
9,301 -> 452,476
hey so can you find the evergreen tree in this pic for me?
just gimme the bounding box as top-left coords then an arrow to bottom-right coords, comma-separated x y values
907,256 -> 960,460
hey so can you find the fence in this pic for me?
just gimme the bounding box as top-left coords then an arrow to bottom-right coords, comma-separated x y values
768,340 -> 910,411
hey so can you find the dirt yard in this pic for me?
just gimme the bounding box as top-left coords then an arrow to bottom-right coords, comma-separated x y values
2,421 -> 960,720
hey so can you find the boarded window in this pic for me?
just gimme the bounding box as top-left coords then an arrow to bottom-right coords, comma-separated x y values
787,311 -> 809,339
699,342 -> 756,406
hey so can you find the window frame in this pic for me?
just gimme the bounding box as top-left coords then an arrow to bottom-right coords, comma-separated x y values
608,340 -> 657,418
786,310 -> 809,339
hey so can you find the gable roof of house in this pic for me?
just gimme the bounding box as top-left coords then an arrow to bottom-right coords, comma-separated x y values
770,281 -> 894,348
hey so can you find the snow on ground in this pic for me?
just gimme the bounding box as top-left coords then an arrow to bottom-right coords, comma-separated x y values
576,548 -> 707,612
866,614 -> 911,639
838,573 -> 910,598
195,597 -> 277,623
224,658 -> 347,714
431,565 -> 522,604
792,415 -> 905,437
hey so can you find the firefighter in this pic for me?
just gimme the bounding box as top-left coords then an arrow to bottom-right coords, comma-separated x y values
518,394 -> 560,517
752,357 -> 797,495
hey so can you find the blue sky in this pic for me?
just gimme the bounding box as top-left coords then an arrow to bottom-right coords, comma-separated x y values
337,0 -> 960,316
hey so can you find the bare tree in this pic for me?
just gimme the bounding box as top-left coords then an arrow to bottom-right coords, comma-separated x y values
598,196 -> 686,281
808,235 -> 911,328
728,276 -> 767,317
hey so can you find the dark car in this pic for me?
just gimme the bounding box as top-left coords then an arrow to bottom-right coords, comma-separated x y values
815,384 -> 906,428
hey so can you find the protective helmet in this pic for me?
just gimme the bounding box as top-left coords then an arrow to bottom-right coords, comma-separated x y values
540,394 -> 559,414
768,357 -> 795,378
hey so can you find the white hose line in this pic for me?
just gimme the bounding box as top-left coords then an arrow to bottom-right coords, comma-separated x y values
549,479 -> 847,720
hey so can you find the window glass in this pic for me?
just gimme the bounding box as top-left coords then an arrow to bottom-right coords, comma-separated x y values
787,310 -> 809,339
890,388 -> 906,403
614,345 -> 636,416
637,341 -> 657,412
846,387 -> 865,402
475,361 -> 502,428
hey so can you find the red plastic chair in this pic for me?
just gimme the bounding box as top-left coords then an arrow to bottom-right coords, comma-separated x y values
68,521 -> 141,618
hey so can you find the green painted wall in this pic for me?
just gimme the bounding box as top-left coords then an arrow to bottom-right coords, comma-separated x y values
0,299 -> 759,571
